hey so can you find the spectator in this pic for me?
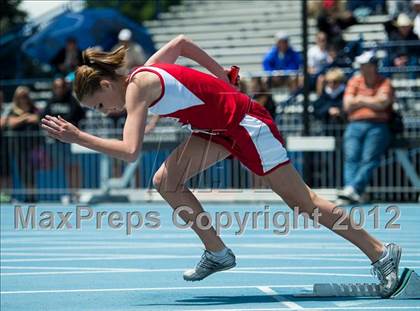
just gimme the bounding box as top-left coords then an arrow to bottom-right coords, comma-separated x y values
386,13 -> 419,69
263,32 -> 301,72
313,68 -> 346,135
316,1 -> 357,48
7,86 -> 42,202
0,90 -> 12,202
44,78 -> 85,126
387,0 -> 412,17
347,0 -> 386,16
43,78 -> 85,199
112,29 -> 146,74
316,44 -> 352,96
308,32 -> 329,75
263,32 -> 301,90
51,37 -> 83,75
145,115 -> 161,134
413,0 -> 420,37
249,77 -> 276,120
339,52 -> 394,203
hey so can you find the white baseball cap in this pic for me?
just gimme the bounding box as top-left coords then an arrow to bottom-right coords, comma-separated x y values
118,29 -> 132,41
355,51 -> 378,65
275,31 -> 289,41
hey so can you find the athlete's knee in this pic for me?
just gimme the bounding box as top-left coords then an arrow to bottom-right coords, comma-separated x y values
308,189 -> 318,203
152,169 -> 164,191
153,168 -> 184,193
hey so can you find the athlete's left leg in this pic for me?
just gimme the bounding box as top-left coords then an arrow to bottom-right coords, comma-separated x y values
264,162 -> 402,296
263,162 -> 384,263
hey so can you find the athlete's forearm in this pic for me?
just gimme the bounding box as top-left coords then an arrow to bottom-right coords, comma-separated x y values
179,36 -> 228,82
77,131 -> 138,162
146,35 -> 228,83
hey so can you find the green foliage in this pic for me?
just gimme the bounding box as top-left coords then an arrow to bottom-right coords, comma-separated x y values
0,0 -> 27,35
85,0 -> 182,22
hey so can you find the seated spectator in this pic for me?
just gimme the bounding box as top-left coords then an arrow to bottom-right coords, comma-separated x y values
339,52 -> 394,203
263,32 -> 301,72
51,37 -> 83,75
316,1 -> 357,49
43,78 -> 85,199
44,77 -> 85,126
316,44 -> 352,96
112,29 -> 146,74
385,13 -> 419,69
0,90 -> 12,203
263,32 -> 301,91
6,86 -> 42,202
387,0 -> 412,18
347,0 -> 386,16
145,115 -> 161,134
313,68 -> 346,136
249,77 -> 276,120
413,0 -> 420,37
308,32 -> 329,75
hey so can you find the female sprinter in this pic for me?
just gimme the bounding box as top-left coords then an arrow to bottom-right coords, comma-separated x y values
41,35 -> 400,297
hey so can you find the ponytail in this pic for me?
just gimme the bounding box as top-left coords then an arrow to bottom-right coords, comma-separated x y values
74,46 -> 127,101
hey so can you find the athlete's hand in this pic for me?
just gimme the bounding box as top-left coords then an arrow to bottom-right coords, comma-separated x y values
223,68 -> 240,90
41,115 -> 81,144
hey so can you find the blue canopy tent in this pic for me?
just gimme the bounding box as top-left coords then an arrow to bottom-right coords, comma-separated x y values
21,8 -> 156,64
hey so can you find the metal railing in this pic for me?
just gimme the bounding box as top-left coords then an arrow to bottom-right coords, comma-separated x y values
1,108 -> 419,202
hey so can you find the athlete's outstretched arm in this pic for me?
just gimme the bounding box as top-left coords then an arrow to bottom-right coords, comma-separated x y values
145,35 -> 229,83
41,73 -> 159,162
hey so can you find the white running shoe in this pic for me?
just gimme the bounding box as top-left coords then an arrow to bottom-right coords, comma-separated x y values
183,249 -> 236,281
371,243 -> 402,298
338,186 -> 362,203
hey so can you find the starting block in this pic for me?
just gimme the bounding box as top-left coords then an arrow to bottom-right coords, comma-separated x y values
295,268 -> 420,299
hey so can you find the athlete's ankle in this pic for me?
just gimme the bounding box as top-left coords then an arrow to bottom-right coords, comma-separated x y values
371,245 -> 387,264
208,247 -> 229,258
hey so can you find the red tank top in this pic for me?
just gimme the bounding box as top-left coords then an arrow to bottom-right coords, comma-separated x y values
129,63 -> 251,133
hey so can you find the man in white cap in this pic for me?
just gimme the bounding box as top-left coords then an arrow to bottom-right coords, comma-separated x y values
112,28 -> 146,74
339,51 -> 394,203
263,31 -> 301,72
262,31 -> 302,90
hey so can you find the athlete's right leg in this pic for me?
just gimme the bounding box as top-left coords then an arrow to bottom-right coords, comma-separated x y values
153,134 -> 230,252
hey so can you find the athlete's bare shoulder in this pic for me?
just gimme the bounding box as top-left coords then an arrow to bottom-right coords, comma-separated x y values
125,71 -> 162,110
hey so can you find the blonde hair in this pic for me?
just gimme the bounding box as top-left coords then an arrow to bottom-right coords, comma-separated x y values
74,46 -> 127,101
12,86 -> 36,114
325,68 -> 345,82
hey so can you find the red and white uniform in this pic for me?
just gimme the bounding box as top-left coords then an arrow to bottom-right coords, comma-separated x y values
129,63 -> 290,176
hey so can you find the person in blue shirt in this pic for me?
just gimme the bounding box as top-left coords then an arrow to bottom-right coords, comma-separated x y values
262,32 -> 302,91
262,31 -> 302,72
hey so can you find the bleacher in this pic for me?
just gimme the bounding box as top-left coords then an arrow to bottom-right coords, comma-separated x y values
144,0 -> 389,73
143,0 -> 419,110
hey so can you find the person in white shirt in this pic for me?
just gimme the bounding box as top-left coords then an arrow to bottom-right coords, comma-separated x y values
412,0 -> 420,37
112,29 -> 146,74
308,32 -> 329,75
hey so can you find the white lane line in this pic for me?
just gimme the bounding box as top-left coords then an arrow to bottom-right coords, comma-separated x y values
2,255 -> 420,264
0,269 -> 373,277
0,284 -> 312,295
6,265 -> 419,271
1,244 -> 420,251
0,266 -> 124,271
3,252 -> 420,258
1,233 -> 417,241
230,271 -> 370,277
257,286 -> 304,310
182,307 -> 420,311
